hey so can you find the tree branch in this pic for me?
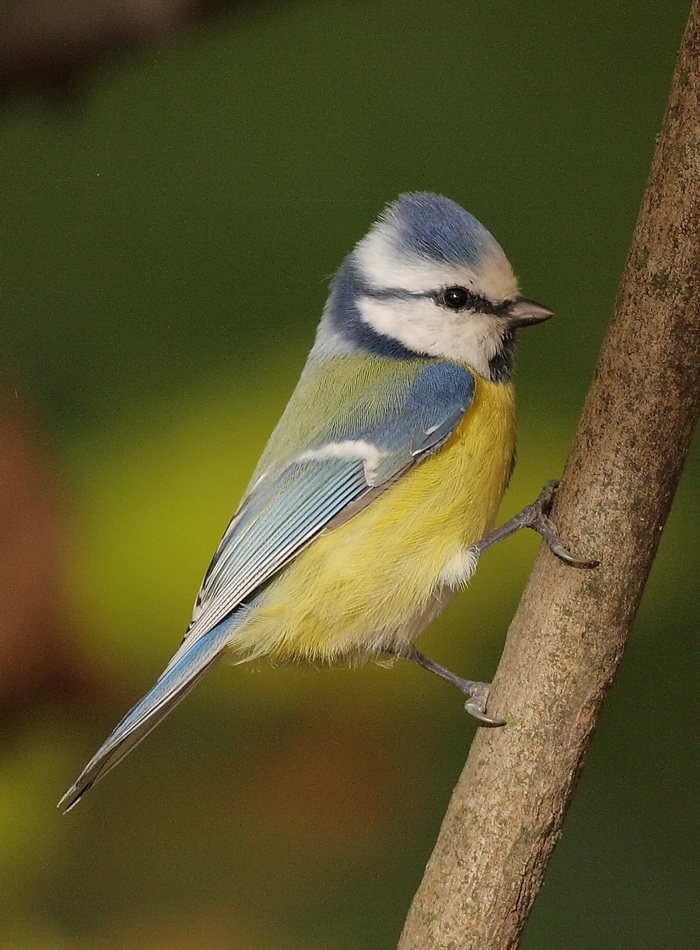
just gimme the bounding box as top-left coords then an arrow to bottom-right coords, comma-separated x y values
397,3 -> 700,948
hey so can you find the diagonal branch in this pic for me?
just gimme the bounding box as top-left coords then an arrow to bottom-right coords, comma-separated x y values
397,3 -> 700,949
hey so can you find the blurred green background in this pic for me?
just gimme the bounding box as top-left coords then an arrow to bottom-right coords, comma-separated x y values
1,1 -> 698,948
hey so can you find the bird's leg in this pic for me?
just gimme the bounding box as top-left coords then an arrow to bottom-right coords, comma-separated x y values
469,479 -> 599,569
393,483 -> 596,727
400,647 -> 505,727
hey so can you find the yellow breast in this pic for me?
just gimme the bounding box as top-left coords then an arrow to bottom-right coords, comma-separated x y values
228,373 -> 516,665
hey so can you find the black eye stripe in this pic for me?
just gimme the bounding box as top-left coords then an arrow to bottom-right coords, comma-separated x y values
359,283 -> 510,316
430,287 -> 510,316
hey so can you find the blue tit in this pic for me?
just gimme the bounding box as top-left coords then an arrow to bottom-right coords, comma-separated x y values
60,192 -> 554,810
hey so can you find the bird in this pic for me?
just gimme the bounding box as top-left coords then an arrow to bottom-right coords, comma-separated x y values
60,191 -> 559,811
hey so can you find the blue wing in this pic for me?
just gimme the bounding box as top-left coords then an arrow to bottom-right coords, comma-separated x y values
59,361 -> 474,809
168,360 -> 474,670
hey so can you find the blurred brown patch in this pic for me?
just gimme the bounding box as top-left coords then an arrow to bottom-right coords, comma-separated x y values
232,707 -> 413,863
0,390 -> 96,724
0,0 -> 274,103
95,905 -> 300,950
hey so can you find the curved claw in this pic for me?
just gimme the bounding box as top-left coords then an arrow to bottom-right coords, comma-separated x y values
469,479 -> 599,570
464,682 -> 506,728
545,535 -> 600,570
521,481 -> 599,569
528,508 -> 600,570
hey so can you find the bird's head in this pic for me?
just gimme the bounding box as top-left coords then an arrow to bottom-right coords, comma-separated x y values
317,192 -> 552,381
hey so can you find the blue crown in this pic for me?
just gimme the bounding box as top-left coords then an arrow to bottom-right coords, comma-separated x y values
385,192 -> 500,266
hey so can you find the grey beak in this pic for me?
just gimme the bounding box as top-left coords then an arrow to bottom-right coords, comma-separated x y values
508,296 -> 554,328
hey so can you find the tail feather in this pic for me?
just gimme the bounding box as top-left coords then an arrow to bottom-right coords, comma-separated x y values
58,617 -> 239,812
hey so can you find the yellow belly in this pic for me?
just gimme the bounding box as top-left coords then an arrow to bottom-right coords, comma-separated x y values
227,373 -> 516,664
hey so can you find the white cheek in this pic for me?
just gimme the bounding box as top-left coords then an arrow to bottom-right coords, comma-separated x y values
357,297 -> 505,378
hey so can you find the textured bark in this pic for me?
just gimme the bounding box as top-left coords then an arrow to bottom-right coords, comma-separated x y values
397,4 -> 700,949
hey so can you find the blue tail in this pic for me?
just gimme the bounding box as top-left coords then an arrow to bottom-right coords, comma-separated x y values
59,613 -> 243,812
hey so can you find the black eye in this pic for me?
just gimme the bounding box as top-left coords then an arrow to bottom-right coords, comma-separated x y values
441,286 -> 471,310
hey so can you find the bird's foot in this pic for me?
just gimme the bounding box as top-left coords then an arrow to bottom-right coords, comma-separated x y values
401,647 -> 505,727
470,479 -> 599,569
518,480 -> 599,568
461,680 -> 505,727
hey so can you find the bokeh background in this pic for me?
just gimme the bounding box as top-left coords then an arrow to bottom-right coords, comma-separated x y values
1,1 -> 698,948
